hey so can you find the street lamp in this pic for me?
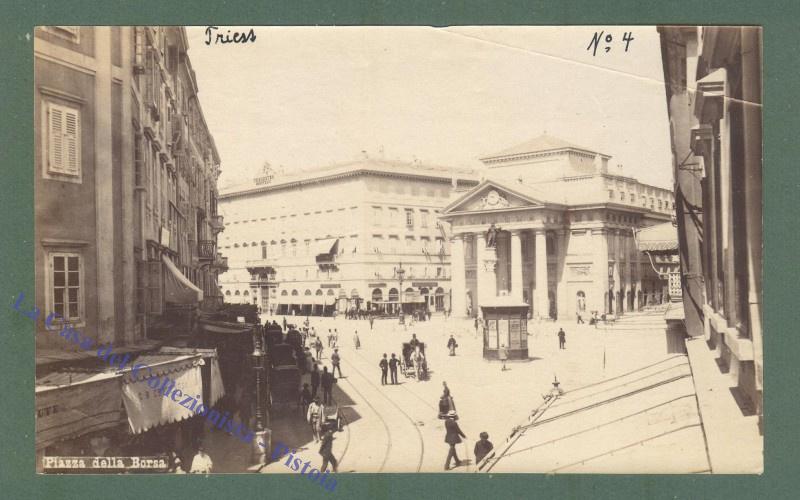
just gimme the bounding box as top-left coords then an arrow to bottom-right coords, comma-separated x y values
250,324 -> 270,467
396,261 -> 406,323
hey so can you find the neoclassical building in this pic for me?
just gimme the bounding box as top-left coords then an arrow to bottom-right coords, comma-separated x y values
442,136 -> 674,319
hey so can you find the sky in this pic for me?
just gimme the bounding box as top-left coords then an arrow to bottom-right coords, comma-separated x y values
185,26 -> 674,190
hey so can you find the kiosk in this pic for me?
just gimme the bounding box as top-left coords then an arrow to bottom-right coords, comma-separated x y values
480,296 -> 530,360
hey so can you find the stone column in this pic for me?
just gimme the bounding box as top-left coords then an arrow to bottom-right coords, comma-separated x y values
450,234 -> 467,317
556,229 -> 569,319
626,233 -> 635,312
476,232 -> 496,315
510,230 -> 523,302
592,228 -> 609,315
613,230 -> 622,315
534,229 -> 548,319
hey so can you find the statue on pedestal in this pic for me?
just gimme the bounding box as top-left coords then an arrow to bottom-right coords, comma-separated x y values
486,223 -> 501,248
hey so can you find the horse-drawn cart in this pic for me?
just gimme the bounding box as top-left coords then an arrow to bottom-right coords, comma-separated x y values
400,341 -> 428,380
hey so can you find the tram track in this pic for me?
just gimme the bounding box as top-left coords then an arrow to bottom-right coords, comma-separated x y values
340,353 -> 426,473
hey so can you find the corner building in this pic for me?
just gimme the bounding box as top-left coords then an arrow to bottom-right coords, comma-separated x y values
218,160 -> 479,316
442,136 -> 674,320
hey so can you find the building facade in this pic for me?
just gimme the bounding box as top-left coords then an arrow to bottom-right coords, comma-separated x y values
442,136 -> 674,320
34,26 -> 225,353
218,160 -> 479,316
658,26 -> 762,415
34,27 -> 225,459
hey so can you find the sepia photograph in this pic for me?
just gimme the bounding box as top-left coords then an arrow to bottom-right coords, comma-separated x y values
28,25 -> 762,479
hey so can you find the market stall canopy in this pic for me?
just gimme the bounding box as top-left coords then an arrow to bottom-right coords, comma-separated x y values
163,254 -> 203,303
157,347 -> 226,406
36,370 -> 123,450
480,356 -> 709,473
121,353 -> 203,434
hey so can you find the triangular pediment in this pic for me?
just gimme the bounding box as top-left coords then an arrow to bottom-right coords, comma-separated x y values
443,179 -> 546,214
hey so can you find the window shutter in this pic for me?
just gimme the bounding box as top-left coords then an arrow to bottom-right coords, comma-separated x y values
64,108 -> 80,174
48,104 -> 64,171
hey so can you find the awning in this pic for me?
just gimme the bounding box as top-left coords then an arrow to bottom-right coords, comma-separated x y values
198,319 -> 254,335
313,238 -> 339,256
36,371 -> 123,450
121,353 -> 203,434
163,254 -> 203,303
157,347 -> 225,407
635,222 -> 679,252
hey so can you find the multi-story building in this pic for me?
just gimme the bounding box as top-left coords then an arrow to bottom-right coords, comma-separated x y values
658,27 -> 762,419
441,135 -> 674,320
218,160 -> 478,316
33,26 -> 224,456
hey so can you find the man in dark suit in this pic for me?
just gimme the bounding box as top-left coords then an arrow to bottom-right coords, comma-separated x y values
319,429 -> 338,473
389,353 -> 400,384
321,366 -> 335,405
310,363 -> 320,398
379,353 -> 389,385
444,410 -> 466,470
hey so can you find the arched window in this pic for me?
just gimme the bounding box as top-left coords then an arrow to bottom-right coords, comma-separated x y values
372,288 -> 383,302
291,289 -> 299,296
243,290 -> 250,296
304,289 -> 312,296
242,242 -> 248,247
281,290 -> 288,296
315,289 -> 323,296
388,288 -> 399,302
235,290 -> 241,296
327,289 -> 335,296
225,290 -> 231,296
351,288 -> 359,299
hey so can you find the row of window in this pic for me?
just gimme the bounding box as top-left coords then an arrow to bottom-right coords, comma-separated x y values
371,206 -> 441,228
608,189 -> 674,211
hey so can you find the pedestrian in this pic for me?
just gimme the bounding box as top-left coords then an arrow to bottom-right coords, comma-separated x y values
389,353 -> 399,384
319,429 -> 338,473
333,328 -> 339,347
409,333 -> 420,349
474,317 -> 479,335
473,432 -> 494,465
369,315 -> 374,331
283,316 -> 288,331
379,353 -> 389,385
353,330 -> 361,349
321,366 -> 335,405
189,444 -> 213,474
331,349 -> 343,378
444,410 -> 466,470
447,335 -> 457,356
558,328 -> 566,350
310,363 -> 320,398
499,343 -> 508,371
300,383 -> 312,415
327,329 -> 332,348
315,337 -> 324,360
307,396 -> 322,443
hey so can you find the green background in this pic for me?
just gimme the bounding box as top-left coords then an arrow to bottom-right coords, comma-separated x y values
1,1 -> 796,498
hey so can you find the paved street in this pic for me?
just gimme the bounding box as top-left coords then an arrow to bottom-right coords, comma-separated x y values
257,311 -> 674,473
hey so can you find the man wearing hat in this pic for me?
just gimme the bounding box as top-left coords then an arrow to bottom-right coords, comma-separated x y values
307,396 -> 323,443
444,410 -> 466,470
189,444 -> 213,474
474,432 -> 494,465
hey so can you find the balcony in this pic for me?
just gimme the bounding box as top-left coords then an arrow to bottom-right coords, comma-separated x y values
212,253 -> 228,272
209,214 -> 225,234
198,240 -> 216,260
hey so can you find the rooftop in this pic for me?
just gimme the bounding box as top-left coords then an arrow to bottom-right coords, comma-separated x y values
480,134 -> 610,161
220,158 -> 480,198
